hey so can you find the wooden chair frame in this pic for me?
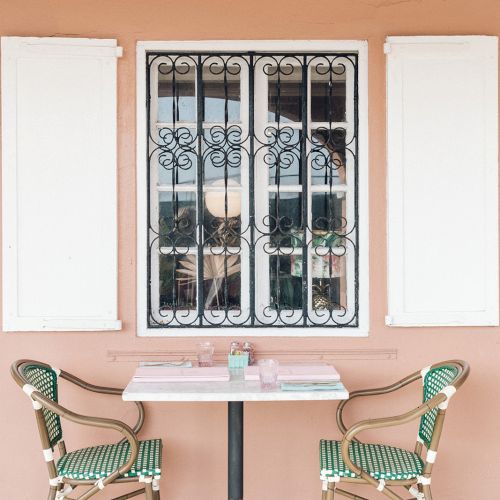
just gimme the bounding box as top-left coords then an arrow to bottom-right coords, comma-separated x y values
11,359 -> 160,500
321,360 -> 469,500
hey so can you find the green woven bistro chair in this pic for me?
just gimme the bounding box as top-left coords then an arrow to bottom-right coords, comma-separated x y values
319,360 -> 469,500
11,359 -> 163,500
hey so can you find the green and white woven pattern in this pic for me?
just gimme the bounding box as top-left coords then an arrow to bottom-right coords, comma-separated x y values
57,439 -> 162,480
22,364 -> 62,448
319,440 -> 424,481
419,365 -> 458,447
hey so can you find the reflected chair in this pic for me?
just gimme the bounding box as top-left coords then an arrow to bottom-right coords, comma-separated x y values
11,359 -> 162,499
319,360 -> 469,500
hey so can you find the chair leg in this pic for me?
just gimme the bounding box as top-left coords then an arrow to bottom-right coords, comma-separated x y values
47,487 -> 57,500
422,485 -> 433,500
151,477 -> 160,499
145,481 -> 154,500
326,482 -> 336,500
321,479 -> 328,500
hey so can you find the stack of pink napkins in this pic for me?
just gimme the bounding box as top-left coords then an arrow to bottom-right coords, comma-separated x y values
132,366 -> 230,382
244,364 -> 340,382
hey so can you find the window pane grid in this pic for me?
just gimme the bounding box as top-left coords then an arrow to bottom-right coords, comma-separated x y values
147,51 -> 359,328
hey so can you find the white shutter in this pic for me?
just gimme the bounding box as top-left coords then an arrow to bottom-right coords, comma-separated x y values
386,36 -> 498,327
2,37 -> 122,331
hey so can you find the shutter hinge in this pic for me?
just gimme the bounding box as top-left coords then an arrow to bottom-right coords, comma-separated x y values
385,315 -> 394,325
116,46 -> 123,58
383,42 -> 391,54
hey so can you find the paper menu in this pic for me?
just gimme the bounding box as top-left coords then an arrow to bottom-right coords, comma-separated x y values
132,366 -> 230,382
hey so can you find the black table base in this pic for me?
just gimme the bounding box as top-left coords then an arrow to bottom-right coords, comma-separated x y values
228,401 -> 244,500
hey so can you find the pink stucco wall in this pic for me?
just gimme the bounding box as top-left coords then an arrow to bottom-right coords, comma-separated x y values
1,0 -> 500,498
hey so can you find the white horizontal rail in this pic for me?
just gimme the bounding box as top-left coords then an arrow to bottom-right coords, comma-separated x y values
267,184 -> 347,193
157,185 -> 243,192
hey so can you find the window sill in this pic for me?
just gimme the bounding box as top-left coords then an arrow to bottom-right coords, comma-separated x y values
137,326 -> 368,337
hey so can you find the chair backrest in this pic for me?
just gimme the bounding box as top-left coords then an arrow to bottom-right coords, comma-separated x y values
15,361 -> 63,449
418,362 -> 463,448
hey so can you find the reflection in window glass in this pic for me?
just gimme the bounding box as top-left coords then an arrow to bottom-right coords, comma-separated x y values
269,192 -> 303,247
310,128 -> 346,185
203,63 -> 241,123
311,64 -> 346,123
158,191 -> 197,247
157,128 -> 197,185
162,254 -> 242,312
160,255 -> 197,311
312,268 -> 345,311
157,63 -> 196,123
268,63 -> 303,123
270,255 -> 302,309
268,128 -> 302,185
204,185 -> 241,247
203,128 -> 241,183
311,192 -> 345,233
196,255 -> 241,310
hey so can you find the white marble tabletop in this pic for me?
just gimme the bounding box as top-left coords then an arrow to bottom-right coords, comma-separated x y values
122,370 -> 349,402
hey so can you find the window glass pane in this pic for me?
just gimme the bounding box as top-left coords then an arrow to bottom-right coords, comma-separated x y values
160,255 -> 197,311
310,128 -> 346,185
204,188 -> 241,247
268,128 -> 302,185
203,60 -> 241,123
311,64 -> 346,123
161,254 -> 241,313
269,192 -> 302,247
158,191 -> 197,247
201,255 -> 241,310
310,199 -> 347,311
157,61 -> 196,122
157,128 -> 197,185
203,127 -> 241,184
270,255 -> 303,309
311,260 -> 346,311
267,60 -> 303,123
311,192 -> 346,234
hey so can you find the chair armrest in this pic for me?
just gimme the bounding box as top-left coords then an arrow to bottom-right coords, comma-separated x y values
60,370 -> 145,436
336,371 -> 422,436
31,390 -> 139,493
339,392 -> 447,479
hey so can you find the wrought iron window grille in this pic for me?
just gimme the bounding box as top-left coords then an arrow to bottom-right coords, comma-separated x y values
146,52 -> 359,328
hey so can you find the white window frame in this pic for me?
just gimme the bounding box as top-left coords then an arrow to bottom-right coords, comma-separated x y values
136,40 -> 369,337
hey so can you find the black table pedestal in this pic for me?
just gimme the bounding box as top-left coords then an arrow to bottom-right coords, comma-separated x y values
228,401 -> 244,500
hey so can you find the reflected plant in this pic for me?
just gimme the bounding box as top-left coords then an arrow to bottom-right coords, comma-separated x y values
270,270 -> 297,309
177,255 -> 240,308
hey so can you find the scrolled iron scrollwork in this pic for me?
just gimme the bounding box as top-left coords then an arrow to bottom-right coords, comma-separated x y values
146,51 -> 359,328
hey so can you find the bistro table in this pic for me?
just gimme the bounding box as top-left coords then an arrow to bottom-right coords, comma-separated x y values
123,368 -> 349,500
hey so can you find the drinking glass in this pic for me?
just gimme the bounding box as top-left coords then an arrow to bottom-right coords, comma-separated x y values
197,342 -> 215,367
258,359 -> 280,390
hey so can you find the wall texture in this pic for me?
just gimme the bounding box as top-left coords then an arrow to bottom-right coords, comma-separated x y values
1,0 -> 499,498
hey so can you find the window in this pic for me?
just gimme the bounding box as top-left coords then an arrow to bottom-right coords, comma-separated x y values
137,41 -> 368,336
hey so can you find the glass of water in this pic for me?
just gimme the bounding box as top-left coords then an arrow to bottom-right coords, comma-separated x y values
258,359 -> 280,390
197,342 -> 215,367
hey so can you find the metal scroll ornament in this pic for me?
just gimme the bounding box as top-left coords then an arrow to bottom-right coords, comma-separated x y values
146,51 -> 359,328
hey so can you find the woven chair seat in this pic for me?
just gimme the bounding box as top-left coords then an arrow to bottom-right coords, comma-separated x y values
320,439 -> 424,481
57,439 -> 162,480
